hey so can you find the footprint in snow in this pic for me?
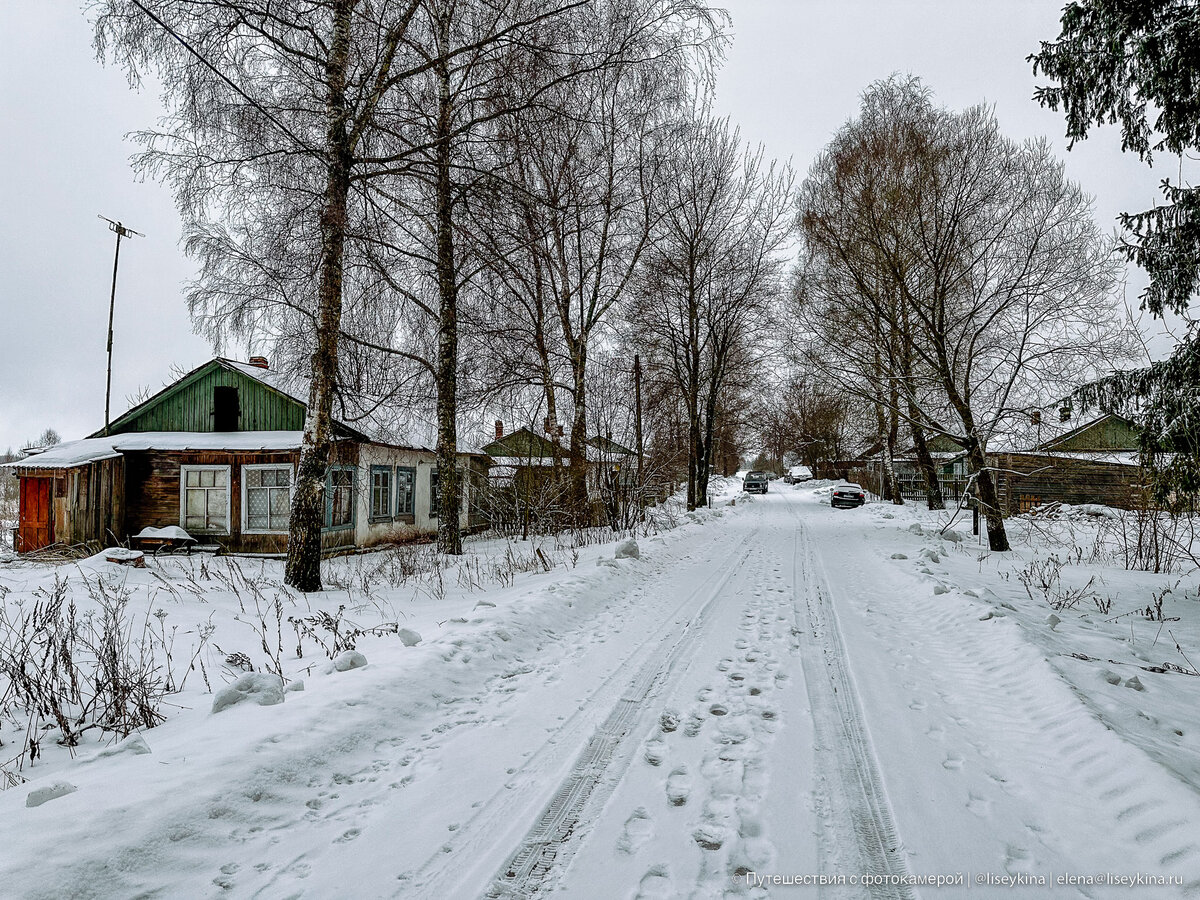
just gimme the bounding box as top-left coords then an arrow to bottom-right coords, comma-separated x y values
644,739 -> 667,767
908,699 -> 928,711
692,824 -> 724,851
635,865 -> 674,900
617,807 -> 654,854
1004,845 -> 1035,874
942,754 -> 965,770
666,767 -> 692,807
966,793 -> 992,818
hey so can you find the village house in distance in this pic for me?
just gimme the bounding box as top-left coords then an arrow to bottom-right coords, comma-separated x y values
6,357 -> 489,554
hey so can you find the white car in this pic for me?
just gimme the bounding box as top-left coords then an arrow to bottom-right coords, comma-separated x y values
785,465 -> 813,484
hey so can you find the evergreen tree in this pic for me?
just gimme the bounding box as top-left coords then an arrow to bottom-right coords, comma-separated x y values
1032,1 -> 1200,507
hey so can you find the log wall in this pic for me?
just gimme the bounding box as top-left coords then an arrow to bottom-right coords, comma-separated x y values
992,453 -> 1145,515
123,444 -> 358,553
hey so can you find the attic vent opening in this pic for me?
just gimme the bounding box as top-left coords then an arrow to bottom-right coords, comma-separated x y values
214,386 -> 240,431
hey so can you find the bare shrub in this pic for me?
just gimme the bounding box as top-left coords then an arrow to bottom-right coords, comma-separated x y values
1017,554 -> 1097,612
1093,505 -> 1197,574
0,575 -> 170,777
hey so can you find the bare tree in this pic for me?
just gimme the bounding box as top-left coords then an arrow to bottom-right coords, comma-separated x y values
93,0 -> 443,588
468,1 -> 726,520
93,0 -> 604,572
634,115 -> 793,510
797,77 -> 1133,549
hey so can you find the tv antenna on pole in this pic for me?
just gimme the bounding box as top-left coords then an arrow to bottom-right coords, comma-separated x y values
98,215 -> 144,436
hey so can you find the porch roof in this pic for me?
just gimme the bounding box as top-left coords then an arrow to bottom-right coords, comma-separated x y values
5,431 -> 306,471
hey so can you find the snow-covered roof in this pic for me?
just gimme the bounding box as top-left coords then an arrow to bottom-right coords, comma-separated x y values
1042,450 -> 1142,468
211,360 -> 492,456
5,431 -> 305,470
5,438 -> 124,469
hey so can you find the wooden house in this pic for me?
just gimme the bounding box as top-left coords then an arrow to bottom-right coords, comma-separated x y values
990,413 -> 1145,514
480,423 -> 636,526
481,425 -> 571,488
6,358 -> 489,554
481,424 -> 635,495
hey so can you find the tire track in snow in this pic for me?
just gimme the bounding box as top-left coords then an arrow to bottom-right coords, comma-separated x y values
787,495 -> 917,899
851,523 -> 1200,896
406,508 -> 765,899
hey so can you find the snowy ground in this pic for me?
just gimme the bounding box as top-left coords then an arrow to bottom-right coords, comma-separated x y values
1,482 -> 1199,898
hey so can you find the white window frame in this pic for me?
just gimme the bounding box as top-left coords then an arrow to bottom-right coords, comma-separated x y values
241,463 -> 295,534
179,464 -> 232,535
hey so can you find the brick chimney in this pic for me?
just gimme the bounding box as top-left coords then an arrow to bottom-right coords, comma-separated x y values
248,356 -> 269,369
495,420 -> 504,440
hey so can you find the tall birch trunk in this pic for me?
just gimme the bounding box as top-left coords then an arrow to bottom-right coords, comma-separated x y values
285,0 -> 356,592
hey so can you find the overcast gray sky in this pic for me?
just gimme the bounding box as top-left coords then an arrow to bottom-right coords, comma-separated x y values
0,1 -> 1186,453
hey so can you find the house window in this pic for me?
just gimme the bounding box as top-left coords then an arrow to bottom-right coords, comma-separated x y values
370,466 -> 392,522
395,466 -> 415,516
325,467 -> 355,529
181,465 -> 230,533
429,469 -> 439,518
243,465 -> 292,533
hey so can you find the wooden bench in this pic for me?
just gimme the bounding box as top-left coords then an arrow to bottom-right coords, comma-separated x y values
131,526 -> 198,555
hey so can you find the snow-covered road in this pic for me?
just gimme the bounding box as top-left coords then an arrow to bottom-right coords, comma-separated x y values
3,486 -> 1199,898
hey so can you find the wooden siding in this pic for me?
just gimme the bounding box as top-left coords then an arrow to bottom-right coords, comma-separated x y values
16,458 -> 125,551
117,368 -> 305,433
122,444 -> 359,553
993,453 -> 1145,515
1045,415 -> 1139,452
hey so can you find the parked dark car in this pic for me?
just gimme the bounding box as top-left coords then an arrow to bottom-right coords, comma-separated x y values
831,482 -> 865,508
743,471 -> 769,494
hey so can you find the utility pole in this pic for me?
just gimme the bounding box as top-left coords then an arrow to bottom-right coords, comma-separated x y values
633,353 -> 644,519
98,216 -> 144,436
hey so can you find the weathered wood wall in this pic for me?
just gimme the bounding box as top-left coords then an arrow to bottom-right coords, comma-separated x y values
59,457 -> 125,547
992,453 -> 1144,515
123,444 -> 358,553
15,458 -> 125,551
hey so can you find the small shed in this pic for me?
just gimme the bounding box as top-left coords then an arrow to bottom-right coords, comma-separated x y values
990,413 -> 1145,514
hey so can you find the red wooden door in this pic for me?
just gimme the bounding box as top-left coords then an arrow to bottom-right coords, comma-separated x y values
17,477 -> 52,551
